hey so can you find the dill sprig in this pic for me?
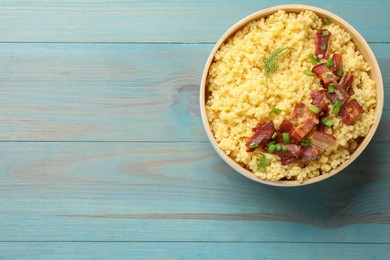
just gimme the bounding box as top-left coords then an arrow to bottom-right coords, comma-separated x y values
263,46 -> 295,88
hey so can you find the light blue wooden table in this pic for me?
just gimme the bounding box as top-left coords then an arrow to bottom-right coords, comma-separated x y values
0,0 -> 389,259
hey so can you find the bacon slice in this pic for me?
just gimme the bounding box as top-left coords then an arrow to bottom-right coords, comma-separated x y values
276,119 -> 295,143
311,90 -> 329,112
339,99 -> 364,125
300,146 -> 321,163
289,104 -> 319,143
325,83 -> 350,105
339,71 -> 354,95
315,29 -> 332,59
291,118 -> 318,144
311,63 -> 339,85
332,53 -> 343,76
310,131 -> 336,153
275,144 -> 303,165
290,103 -> 306,121
246,121 -> 275,151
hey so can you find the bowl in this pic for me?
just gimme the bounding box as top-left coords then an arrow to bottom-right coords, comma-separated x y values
199,4 -> 383,186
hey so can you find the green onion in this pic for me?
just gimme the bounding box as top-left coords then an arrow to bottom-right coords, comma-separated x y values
267,140 -> 276,148
255,153 -> 270,172
322,117 -> 334,127
337,68 -> 344,77
257,163 -> 266,172
300,139 -> 311,148
263,158 -> 270,166
332,100 -> 343,115
268,144 -> 276,154
271,132 -> 277,139
275,143 -> 282,151
321,44 -> 327,51
309,105 -> 321,114
324,17 -> 330,25
326,58 -> 333,68
309,54 -> 319,65
282,132 -> 290,144
254,153 -> 265,158
282,145 -> 288,152
249,142 -> 259,149
304,70 -> 314,76
328,83 -> 335,93
322,29 -> 330,37
270,108 -> 282,115
327,73 -> 333,78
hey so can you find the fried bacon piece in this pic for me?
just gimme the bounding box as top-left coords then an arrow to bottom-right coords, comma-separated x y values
290,103 -> 319,143
300,146 -> 321,163
325,83 -> 350,105
311,90 -> 329,113
245,121 -> 275,152
315,29 -> 332,59
339,99 -> 364,125
275,144 -> 303,165
275,119 -> 294,143
332,53 -> 343,76
310,131 -> 336,153
311,63 -> 339,85
291,118 -> 318,144
339,71 -> 354,95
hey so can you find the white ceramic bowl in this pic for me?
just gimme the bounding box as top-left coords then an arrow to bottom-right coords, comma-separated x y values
200,4 -> 383,186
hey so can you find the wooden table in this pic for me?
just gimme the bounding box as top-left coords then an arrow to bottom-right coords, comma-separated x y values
1,1 -> 389,259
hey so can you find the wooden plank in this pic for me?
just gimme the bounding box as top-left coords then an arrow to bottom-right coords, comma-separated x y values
0,43 -> 389,142
0,242 -> 389,259
0,0 -> 388,43
1,142 -> 390,242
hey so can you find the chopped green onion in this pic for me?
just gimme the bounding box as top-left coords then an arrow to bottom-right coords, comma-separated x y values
321,44 -> 327,51
322,117 -> 334,127
254,152 -> 265,158
268,144 -> 276,154
300,139 -> 311,148
309,54 -> 319,65
282,132 -> 290,144
257,163 -> 266,172
327,73 -> 333,78
249,142 -> 259,149
332,100 -> 343,115
309,105 -> 321,114
275,143 -> 282,151
328,83 -> 335,93
255,153 -> 270,172
322,29 -> 330,37
271,132 -> 277,139
324,17 -> 330,25
270,108 -> 282,115
304,70 -> 314,76
263,158 -> 270,166
337,68 -> 344,77
326,58 -> 333,68
282,145 -> 288,152
267,140 -> 276,148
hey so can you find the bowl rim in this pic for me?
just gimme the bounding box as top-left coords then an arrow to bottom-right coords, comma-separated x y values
199,4 -> 384,187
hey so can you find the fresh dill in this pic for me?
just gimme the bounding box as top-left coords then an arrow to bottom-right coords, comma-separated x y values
263,46 -> 295,88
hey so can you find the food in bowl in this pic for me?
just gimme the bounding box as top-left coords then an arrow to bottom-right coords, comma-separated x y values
204,8 -> 379,183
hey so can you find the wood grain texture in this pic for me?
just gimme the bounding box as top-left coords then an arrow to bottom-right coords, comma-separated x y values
0,0 -> 388,43
1,142 -> 390,242
1,0 -> 390,258
0,242 -> 389,259
0,43 -> 388,142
